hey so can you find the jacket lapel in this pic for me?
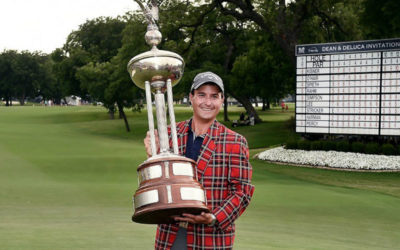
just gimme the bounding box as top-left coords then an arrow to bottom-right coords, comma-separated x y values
195,120 -> 220,183
175,119 -> 191,155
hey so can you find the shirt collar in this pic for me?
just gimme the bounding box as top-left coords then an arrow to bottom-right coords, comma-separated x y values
189,119 -> 206,142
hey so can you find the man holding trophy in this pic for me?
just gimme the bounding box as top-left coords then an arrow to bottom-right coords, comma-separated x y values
144,72 -> 255,249
128,1 -> 254,249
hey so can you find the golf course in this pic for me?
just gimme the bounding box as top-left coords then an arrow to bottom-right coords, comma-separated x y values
1,105 -> 399,249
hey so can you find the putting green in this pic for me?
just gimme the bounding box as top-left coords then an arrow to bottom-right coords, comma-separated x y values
0,106 -> 399,249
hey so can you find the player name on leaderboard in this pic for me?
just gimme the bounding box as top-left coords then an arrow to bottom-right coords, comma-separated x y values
296,38 -> 400,136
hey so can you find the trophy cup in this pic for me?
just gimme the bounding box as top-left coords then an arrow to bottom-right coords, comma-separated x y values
127,0 -> 209,224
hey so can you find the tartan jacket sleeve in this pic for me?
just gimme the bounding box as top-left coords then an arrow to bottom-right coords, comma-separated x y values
211,131 -> 254,231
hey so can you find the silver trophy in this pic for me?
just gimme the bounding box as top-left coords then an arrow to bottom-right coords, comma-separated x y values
127,0 -> 209,224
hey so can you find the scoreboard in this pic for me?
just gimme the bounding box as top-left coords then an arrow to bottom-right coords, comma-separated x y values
296,38 -> 400,136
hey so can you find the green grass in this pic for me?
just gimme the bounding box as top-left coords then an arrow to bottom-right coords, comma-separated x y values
218,105 -> 297,148
0,105 -> 399,249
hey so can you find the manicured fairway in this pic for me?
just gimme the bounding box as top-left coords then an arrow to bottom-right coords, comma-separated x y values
0,105 -> 399,249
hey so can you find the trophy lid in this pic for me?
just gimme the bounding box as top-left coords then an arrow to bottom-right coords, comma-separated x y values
127,47 -> 184,90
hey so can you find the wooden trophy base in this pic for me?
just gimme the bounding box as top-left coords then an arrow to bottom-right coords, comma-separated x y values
132,155 -> 209,224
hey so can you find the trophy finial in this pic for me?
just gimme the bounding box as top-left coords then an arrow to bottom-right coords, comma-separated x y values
134,0 -> 162,47
134,0 -> 159,26
148,0 -> 159,22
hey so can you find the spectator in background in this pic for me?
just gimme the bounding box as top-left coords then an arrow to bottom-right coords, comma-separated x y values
239,112 -> 245,121
281,101 -> 285,112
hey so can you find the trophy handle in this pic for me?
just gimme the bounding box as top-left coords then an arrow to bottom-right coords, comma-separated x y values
167,79 -> 179,154
145,81 -> 157,156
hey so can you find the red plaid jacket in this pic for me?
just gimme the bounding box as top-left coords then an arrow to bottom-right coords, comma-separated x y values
155,119 -> 255,250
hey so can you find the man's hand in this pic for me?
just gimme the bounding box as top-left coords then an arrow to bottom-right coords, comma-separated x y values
144,130 -> 160,158
174,212 -> 214,225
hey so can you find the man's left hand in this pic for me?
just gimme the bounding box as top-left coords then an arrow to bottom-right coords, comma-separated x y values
174,212 -> 214,225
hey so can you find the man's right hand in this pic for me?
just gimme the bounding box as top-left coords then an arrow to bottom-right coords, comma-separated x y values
144,129 -> 160,158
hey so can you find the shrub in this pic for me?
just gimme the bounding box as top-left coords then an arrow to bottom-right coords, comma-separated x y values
322,141 -> 336,151
298,140 -> 311,150
285,139 -> 298,149
336,141 -> 350,152
365,142 -> 380,155
285,116 -> 296,131
382,143 -> 396,155
310,141 -> 322,150
351,142 -> 365,153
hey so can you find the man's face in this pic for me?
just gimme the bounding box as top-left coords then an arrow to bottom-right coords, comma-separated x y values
189,84 -> 224,123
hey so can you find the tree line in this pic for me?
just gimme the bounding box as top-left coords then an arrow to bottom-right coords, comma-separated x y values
1,0 -> 399,131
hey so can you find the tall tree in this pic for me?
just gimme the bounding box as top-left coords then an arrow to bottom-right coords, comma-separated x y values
13,51 -> 40,105
213,0 -> 364,64
65,17 -> 127,63
59,16 -> 127,104
51,47 -> 90,100
59,16 -> 140,131
231,30 -> 293,120
0,50 -> 17,106
0,50 -> 48,105
361,0 -> 400,38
